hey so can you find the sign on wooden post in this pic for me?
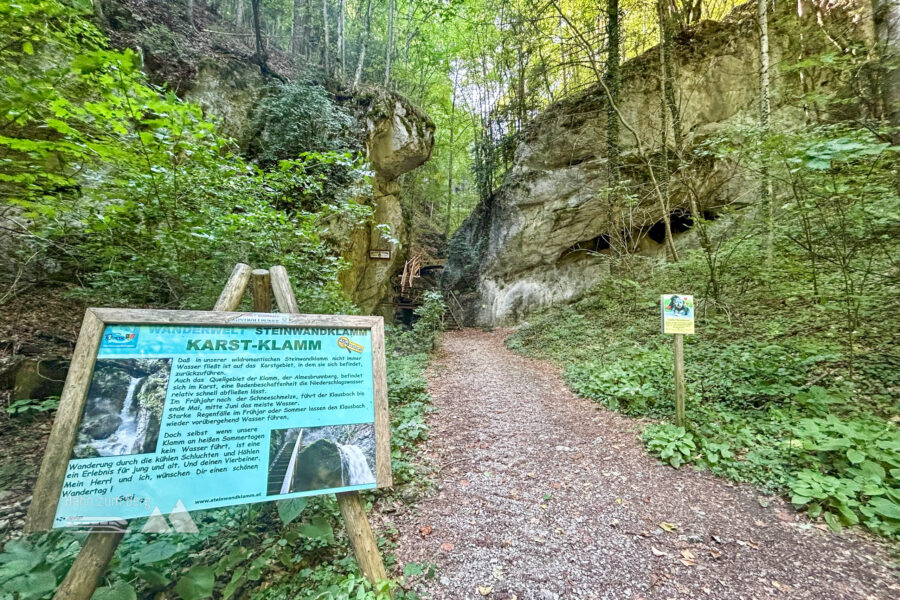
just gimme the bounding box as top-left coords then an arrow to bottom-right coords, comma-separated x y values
660,295 -> 695,427
368,249 -> 392,260
26,264 -> 392,599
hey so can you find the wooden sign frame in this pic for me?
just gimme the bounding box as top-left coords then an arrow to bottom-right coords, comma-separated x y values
27,309 -> 391,532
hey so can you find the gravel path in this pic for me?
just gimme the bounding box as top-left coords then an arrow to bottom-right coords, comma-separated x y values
391,329 -> 898,600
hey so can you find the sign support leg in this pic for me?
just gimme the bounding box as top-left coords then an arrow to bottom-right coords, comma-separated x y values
674,333 -> 686,427
50,264 -> 253,600
53,531 -> 124,600
268,266 -> 391,591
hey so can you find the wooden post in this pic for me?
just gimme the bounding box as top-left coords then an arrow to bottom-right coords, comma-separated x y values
53,531 -> 124,600
48,264 -> 255,600
674,333 -> 686,427
268,266 -> 391,590
251,269 -> 272,312
214,263 -> 253,311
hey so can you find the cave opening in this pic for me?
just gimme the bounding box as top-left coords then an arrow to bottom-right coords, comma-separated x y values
646,210 -> 694,244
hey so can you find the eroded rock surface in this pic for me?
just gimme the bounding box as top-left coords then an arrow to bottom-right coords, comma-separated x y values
444,0 -> 876,326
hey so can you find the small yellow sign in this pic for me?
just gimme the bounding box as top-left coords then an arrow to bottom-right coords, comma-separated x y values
337,336 -> 365,353
661,294 -> 695,335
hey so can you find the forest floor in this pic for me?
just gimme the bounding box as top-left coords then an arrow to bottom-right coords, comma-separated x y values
391,329 -> 899,600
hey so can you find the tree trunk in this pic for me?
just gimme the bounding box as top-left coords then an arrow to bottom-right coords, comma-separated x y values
236,0 -> 244,28
353,0 -> 372,88
446,69 -> 459,241
291,0 -> 301,56
323,0 -> 330,75
338,0 -> 346,77
758,0 -> 773,263
250,0 -> 268,70
873,0 -> 900,144
188,0 -> 194,29
605,0 -> 623,256
656,0 -> 678,263
385,0 -> 395,86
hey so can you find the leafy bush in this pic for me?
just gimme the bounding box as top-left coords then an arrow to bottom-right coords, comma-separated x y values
643,425 -> 696,468
391,292 -> 446,355
250,82 -> 358,166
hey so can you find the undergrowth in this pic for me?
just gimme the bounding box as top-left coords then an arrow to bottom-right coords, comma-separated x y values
507,245 -> 899,540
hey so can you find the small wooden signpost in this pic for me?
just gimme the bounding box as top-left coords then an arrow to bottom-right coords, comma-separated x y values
660,294 -> 695,427
26,263 -> 392,600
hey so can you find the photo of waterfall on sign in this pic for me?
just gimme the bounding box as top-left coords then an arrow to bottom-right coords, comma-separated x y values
267,424 -> 376,495
72,359 -> 171,459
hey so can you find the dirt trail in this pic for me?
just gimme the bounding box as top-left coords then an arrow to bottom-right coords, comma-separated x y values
391,329 -> 898,600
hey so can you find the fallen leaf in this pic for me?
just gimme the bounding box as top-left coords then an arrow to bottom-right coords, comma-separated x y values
680,558 -> 696,566
501,539 -> 512,547
709,548 -> 722,558
758,498 -> 770,508
419,526 -> 433,537
459,479 -> 470,487
659,522 -> 678,532
526,472 -> 535,478
651,546 -> 670,557
680,549 -> 695,560
610,519 -> 620,527
550,482 -> 562,489
477,585 -> 492,596
772,580 -> 791,592
748,539 -> 761,550
440,542 -> 454,552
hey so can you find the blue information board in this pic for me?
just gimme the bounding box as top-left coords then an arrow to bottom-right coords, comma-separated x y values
54,320 -> 381,528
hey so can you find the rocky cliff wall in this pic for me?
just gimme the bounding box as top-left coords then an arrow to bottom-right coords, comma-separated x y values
444,0 -> 876,326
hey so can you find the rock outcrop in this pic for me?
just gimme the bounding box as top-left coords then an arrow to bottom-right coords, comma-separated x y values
444,0 -> 876,326
338,91 -> 435,314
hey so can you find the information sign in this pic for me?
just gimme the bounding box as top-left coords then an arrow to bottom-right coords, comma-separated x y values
29,309 -> 390,530
660,294 -> 695,335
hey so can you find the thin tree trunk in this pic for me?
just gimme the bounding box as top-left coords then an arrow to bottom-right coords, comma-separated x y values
758,0 -> 773,263
353,0 -> 372,88
872,0 -> 900,145
338,0 -> 346,77
656,0 -> 678,263
291,0 -> 301,55
188,0 -> 194,29
385,0 -> 395,86
323,0 -> 330,75
445,69 -> 459,240
606,0 -> 623,256
250,0 -> 268,69
236,0 -> 244,28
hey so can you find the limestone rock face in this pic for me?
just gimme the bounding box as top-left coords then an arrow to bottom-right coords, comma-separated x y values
445,0 -> 875,326
339,92 -> 435,314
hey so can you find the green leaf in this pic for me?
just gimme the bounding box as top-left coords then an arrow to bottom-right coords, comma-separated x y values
276,497 -> 308,526
93,582 -> 137,600
867,497 -> 900,520
135,566 -> 171,589
4,568 -> 57,600
22,41 -> 33,55
846,449 -> 865,464
300,517 -> 334,542
136,541 -> 179,564
823,512 -> 842,533
222,568 -> 245,600
403,563 -> 425,577
175,566 -> 215,600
